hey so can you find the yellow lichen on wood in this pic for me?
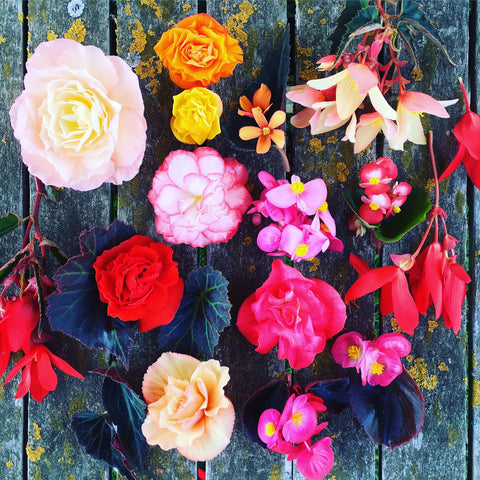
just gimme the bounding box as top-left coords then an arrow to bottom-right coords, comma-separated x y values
336,161 -> 349,182
0,35 -> 6,44
411,66 -> 424,81
140,0 -> 162,18
47,29 -> 58,41
407,357 -> 438,390
427,320 -> 438,332
473,380 -> 480,407
183,3 -> 192,11
6,460 -> 13,468
437,362 -> 449,372
308,138 -> 325,154
308,257 -> 320,272
64,19 -> 86,43
224,1 -> 256,46
33,422 -> 42,441
26,443 -> 45,462
270,463 -> 282,480
125,4 -> 132,15
18,12 -> 24,22
129,19 -> 147,54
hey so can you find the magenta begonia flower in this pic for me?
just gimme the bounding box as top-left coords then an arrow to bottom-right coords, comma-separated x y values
331,331 -> 366,370
237,259 -> 346,369
288,437 -> 334,480
266,175 -> 327,216
280,395 -> 318,444
148,147 -> 252,247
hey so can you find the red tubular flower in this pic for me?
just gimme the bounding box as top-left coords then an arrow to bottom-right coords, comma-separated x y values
0,293 -> 40,376
345,256 -> 418,335
439,78 -> 480,188
3,344 -> 84,402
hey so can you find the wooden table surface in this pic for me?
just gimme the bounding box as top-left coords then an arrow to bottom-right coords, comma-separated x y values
0,0 -> 479,479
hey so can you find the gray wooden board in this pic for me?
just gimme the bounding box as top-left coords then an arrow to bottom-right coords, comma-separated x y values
24,1 -> 112,479
471,3 -> 480,480
380,2 -> 469,479
0,1 -> 27,479
292,2 -> 377,479
205,1 -> 291,479
115,0 -> 199,478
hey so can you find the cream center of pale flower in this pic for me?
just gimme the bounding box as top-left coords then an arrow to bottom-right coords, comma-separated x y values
42,79 -> 121,154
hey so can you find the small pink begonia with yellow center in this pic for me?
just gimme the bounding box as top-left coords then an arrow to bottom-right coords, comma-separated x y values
141,352 -> 235,461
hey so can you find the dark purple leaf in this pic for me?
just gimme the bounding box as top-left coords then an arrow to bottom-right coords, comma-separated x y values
242,379 -> 291,447
71,411 -> 136,480
157,266 -> 231,356
305,377 -> 350,415
349,368 -> 424,448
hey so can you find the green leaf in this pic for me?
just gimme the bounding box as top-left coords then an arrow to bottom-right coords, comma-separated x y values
342,188 -> 431,242
375,188 -> 431,243
0,246 -> 29,285
157,266 -> 232,356
0,213 -> 22,236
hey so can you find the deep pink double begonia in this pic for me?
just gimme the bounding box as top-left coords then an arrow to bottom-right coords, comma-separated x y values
148,147 -> 252,247
289,437 -> 335,480
237,259 -> 346,369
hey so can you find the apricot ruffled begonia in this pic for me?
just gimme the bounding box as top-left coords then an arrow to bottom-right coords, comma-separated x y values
170,88 -> 223,145
148,147 -> 251,247
9,39 -> 146,191
237,259 -> 346,369
155,13 -> 243,89
141,352 -> 235,461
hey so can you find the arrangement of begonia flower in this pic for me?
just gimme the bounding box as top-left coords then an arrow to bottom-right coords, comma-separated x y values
0,2 -> 474,479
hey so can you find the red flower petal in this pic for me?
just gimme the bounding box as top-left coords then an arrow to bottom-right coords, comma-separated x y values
391,271 -> 418,335
344,266 -> 398,302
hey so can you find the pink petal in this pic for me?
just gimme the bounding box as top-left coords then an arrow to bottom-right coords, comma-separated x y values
400,91 -> 450,118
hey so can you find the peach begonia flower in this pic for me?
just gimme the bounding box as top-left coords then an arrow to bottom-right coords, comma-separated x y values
148,147 -> 252,247
239,108 -> 286,154
353,111 -> 398,154
388,91 -> 452,150
9,39 -> 146,191
155,13 -> 243,89
238,83 -> 272,117
307,63 -> 397,122
141,352 -> 235,462
170,87 -> 223,145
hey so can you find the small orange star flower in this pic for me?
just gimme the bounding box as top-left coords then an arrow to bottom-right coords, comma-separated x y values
239,108 -> 286,154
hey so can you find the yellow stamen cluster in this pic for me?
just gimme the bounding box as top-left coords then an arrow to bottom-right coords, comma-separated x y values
265,422 -> 276,437
393,205 -> 401,214
291,181 -> 305,194
347,345 -> 361,360
262,126 -> 271,136
295,244 -> 309,257
370,362 -> 385,375
369,177 -> 380,185
319,201 -> 328,212
291,411 -> 303,426
369,202 -> 379,211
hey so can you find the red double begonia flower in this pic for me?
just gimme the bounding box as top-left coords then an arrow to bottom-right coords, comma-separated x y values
439,78 -> 480,188
3,343 -> 84,402
345,254 -> 418,334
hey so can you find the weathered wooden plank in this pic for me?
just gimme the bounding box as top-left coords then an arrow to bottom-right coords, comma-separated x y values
381,1 -> 469,479
0,1 -> 27,479
205,1 -> 291,479
24,1 -> 112,479
115,1 -> 199,479
471,3 -> 480,479
292,2 -> 377,479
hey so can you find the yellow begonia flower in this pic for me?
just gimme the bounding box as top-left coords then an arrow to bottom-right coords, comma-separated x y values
170,87 -> 223,145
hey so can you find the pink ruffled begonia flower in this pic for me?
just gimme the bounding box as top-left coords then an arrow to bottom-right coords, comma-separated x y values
332,332 -> 411,387
148,147 -> 252,247
237,259 -> 346,369
289,437 -> 335,480
9,39 -> 147,191
141,352 -> 235,461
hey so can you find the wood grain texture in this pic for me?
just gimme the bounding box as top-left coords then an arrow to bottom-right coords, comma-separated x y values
0,1 -> 27,479
380,2 -> 469,479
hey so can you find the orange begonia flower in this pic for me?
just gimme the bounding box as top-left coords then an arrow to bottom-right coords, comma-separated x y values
238,83 -> 272,117
239,108 -> 286,154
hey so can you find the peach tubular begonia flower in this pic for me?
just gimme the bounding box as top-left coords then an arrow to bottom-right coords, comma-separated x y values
141,352 -> 235,462
9,39 -> 147,191
307,63 -> 397,122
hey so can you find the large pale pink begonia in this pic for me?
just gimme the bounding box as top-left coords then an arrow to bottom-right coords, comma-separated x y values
148,147 -> 252,247
237,259 -> 346,369
388,91 -> 451,150
307,63 -> 397,123
9,39 -> 146,191
141,352 -> 235,461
